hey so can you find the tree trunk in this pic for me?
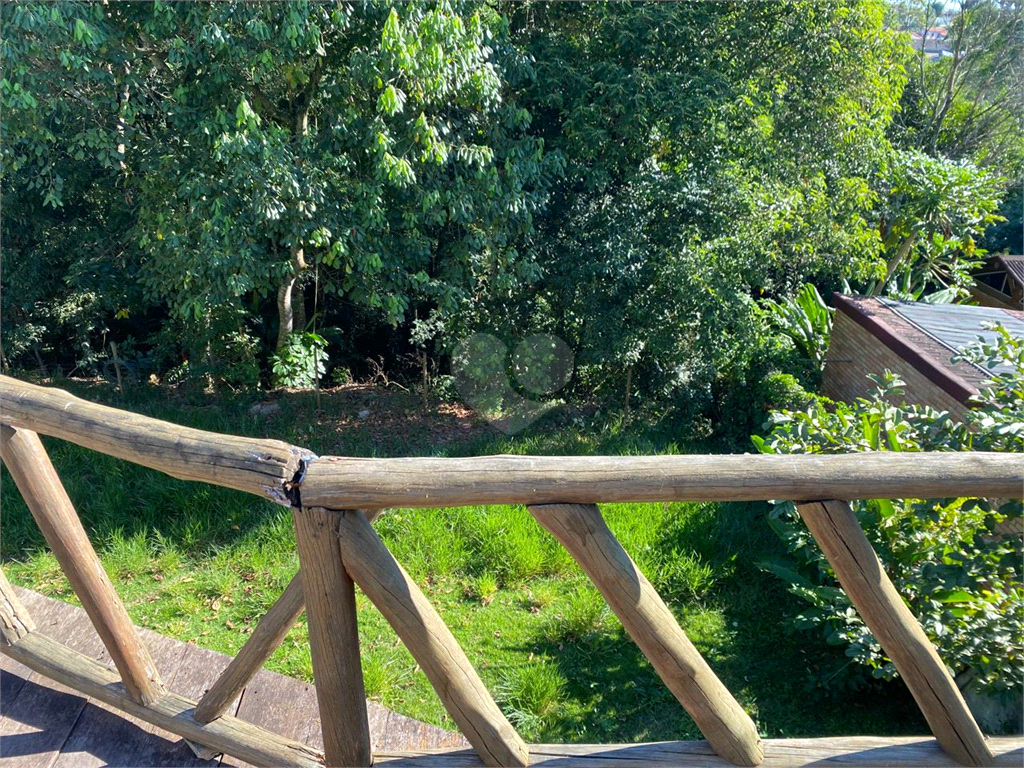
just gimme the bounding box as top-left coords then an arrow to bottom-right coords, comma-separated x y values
276,246 -> 307,352
292,282 -> 306,334
869,233 -> 918,297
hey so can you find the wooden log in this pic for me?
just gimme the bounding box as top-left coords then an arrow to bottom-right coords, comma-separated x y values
0,375 -> 311,506
293,506 -> 372,767
529,504 -> 763,767
194,572 -> 305,724
370,737 -> 1024,767
0,425 -> 164,706
333,508 -> 529,768
1,631 -> 324,768
796,501 -> 994,767
301,453 -> 1022,510
0,568 -> 35,645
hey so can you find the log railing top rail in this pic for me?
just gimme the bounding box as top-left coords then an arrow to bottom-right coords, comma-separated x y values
2,375 -> 1022,508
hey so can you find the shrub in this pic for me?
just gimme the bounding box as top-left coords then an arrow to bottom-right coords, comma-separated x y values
752,328 -> 1023,697
760,283 -> 834,371
271,332 -> 328,389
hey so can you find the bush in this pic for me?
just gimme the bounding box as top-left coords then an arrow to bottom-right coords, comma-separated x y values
752,328 -> 1023,697
271,332 -> 328,389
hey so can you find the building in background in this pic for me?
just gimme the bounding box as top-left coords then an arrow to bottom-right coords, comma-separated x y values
822,294 -> 1024,421
971,254 -> 1024,310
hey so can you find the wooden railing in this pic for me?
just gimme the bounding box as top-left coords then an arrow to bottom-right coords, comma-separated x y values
0,375 -> 1020,767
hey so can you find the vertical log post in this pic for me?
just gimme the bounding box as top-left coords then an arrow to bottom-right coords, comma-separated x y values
0,568 -> 35,645
334,508 -> 529,768
796,500 -> 993,767
0,425 -> 164,705
293,506 -> 372,767
529,503 -> 763,767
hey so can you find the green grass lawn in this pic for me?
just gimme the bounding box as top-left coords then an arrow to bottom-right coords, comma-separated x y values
0,377 -> 928,742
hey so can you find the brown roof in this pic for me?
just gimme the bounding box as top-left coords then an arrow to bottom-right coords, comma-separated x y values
831,294 -> 1024,404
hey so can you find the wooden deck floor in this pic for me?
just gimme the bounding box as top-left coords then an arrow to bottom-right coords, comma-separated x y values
0,586 -> 467,768
2,588 -> 1022,768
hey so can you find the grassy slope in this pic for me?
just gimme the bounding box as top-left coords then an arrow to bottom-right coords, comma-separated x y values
0,378 -> 926,742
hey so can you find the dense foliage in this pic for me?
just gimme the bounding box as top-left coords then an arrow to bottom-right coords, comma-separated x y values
753,329 -> 1023,698
2,0 -> 1020,434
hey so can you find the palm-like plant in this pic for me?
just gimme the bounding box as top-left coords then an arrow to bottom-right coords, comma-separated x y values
762,283 -> 834,370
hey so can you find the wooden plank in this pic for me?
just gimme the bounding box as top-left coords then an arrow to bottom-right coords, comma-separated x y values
293,506 -> 372,767
300,453 -> 1022,510
228,668 -> 321,768
49,696 -> 218,768
0,569 -> 34,646
334,508 -> 529,768
372,707 -> 470,753
529,504 -> 762,767
173,640 -> 242,713
0,671 -> 88,768
0,425 -> 164,706
796,501 -> 993,767
1,652 -> 32,707
12,587 -> 109,663
370,737 -> 1024,767
0,375 -> 311,506
48,630 -> 206,768
1,632 -> 324,768
195,573 -> 305,724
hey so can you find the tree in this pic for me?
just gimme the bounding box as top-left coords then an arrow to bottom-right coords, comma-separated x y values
2,1 -> 554,383
504,1 -> 906,421
891,0 -> 1023,166
868,149 -> 1004,299
888,0 -> 1023,257
1,2 -> 154,372
135,2 -> 553,357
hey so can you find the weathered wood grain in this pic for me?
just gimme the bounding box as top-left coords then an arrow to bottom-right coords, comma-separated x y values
1,631 -> 325,768
195,573 -> 306,724
0,569 -> 34,646
301,453 -> 1022,509
293,506 -> 372,767
370,737 -> 1024,767
0,375 -> 311,505
529,504 -> 763,767
333,508 -> 529,768
0,425 -> 164,706
796,500 -> 993,767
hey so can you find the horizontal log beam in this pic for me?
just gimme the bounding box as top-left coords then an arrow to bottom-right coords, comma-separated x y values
0,375 -> 311,506
301,453 -> 1022,509
2,631 -> 324,768
371,737 -> 1024,767
4,377 -> 1019,509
